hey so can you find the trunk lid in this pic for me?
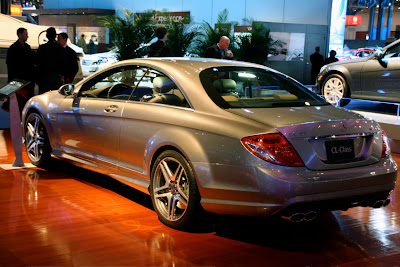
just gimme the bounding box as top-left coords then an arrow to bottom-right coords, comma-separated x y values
228,106 -> 382,170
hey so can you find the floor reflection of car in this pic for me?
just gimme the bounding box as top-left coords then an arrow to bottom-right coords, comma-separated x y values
22,58 -> 397,230
317,39 -> 400,105
80,50 -> 118,76
336,48 -> 375,61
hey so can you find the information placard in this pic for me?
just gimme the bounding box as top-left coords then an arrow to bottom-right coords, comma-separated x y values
0,79 -> 30,101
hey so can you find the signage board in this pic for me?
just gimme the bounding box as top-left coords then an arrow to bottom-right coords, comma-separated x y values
10,5 -> 22,16
345,15 -> 362,25
137,12 -> 190,24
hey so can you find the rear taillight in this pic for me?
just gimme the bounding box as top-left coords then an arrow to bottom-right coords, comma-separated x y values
381,130 -> 391,158
241,133 -> 304,167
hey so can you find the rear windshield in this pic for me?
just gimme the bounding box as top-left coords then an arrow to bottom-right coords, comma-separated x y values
199,66 -> 329,108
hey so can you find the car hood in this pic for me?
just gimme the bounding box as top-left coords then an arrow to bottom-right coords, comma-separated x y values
328,56 -> 369,66
227,105 -> 365,128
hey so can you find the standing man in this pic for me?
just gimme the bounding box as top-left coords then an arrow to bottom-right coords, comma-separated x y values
4,27 -> 36,111
87,34 -> 98,54
77,34 -> 87,53
148,27 -> 171,57
57,32 -> 79,84
205,36 -> 234,59
37,27 -> 66,94
310,46 -> 324,84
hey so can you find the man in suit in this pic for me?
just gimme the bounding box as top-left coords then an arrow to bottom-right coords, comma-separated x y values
148,27 -> 171,57
77,34 -> 87,53
57,32 -> 79,84
4,27 -> 36,112
37,27 -> 66,94
310,46 -> 324,84
205,36 -> 233,59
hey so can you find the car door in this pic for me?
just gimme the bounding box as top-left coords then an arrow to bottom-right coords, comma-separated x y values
54,65 -> 138,168
360,43 -> 400,102
117,67 -> 190,176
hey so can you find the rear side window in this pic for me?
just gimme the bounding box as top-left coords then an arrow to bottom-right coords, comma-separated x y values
199,66 -> 329,108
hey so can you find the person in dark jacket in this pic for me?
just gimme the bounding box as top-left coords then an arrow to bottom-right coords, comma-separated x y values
87,34 -> 97,54
4,27 -> 36,112
37,27 -> 67,94
205,36 -> 233,59
310,46 -> 324,83
325,50 -> 339,65
57,32 -> 78,84
148,27 -> 171,57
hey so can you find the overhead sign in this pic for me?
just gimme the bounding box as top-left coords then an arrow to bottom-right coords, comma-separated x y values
10,5 -> 22,16
137,12 -> 190,24
345,15 -> 362,25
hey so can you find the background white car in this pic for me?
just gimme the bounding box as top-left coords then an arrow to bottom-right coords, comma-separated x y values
80,49 -> 118,76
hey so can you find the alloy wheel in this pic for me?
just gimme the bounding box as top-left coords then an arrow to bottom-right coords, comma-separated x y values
25,114 -> 45,162
152,156 -> 190,222
323,77 -> 345,105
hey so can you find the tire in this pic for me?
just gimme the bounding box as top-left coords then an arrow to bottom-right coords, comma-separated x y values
150,150 -> 201,230
24,112 -> 52,168
322,74 -> 349,106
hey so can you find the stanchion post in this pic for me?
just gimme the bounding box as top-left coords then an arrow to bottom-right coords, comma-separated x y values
9,93 -> 25,167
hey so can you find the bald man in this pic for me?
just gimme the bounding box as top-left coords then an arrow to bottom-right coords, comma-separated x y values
205,36 -> 233,60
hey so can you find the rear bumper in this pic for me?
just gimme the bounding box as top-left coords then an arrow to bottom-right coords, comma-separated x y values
197,157 -> 397,217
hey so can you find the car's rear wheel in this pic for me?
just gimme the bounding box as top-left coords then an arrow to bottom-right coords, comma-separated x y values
150,150 -> 201,230
322,74 -> 349,106
24,112 -> 52,168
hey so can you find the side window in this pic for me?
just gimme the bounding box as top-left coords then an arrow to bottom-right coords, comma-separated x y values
79,66 -> 142,99
131,68 -> 189,107
384,44 -> 400,58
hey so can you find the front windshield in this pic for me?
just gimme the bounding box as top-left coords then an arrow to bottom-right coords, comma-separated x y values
199,66 -> 329,108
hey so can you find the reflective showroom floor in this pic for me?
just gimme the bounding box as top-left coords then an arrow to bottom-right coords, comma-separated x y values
0,128 -> 399,266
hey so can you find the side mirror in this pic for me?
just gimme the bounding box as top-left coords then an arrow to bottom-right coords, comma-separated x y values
375,49 -> 383,60
58,84 -> 74,96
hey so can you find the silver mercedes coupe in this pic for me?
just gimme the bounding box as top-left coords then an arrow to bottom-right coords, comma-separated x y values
22,58 -> 397,229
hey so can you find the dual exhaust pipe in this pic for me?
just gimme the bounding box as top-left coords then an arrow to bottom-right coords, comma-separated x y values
372,198 -> 390,208
282,211 -> 318,223
282,198 -> 391,223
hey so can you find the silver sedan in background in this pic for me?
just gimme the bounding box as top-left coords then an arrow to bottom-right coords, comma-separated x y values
318,39 -> 400,105
22,58 -> 397,230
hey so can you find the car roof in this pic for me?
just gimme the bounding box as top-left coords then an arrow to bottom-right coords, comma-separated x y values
118,57 -> 269,72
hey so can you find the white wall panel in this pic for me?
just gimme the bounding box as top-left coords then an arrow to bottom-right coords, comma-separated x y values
45,0 -> 332,26
212,0 -> 246,26
283,0 -> 331,25
245,0 -> 285,23
182,0 -> 214,25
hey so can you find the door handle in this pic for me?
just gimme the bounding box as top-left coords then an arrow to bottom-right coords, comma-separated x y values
104,105 -> 118,113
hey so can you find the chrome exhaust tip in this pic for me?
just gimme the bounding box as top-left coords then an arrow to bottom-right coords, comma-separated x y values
282,211 -> 318,223
383,199 -> 390,207
290,213 -> 305,223
372,200 -> 384,208
304,211 -> 317,221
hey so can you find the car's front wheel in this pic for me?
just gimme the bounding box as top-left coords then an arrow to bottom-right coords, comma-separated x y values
24,112 -> 52,168
150,150 -> 201,230
322,74 -> 349,105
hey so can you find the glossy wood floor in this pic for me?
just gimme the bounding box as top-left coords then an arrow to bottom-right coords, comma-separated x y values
0,129 -> 399,267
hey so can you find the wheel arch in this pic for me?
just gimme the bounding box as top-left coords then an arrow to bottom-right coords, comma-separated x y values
145,129 -> 209,191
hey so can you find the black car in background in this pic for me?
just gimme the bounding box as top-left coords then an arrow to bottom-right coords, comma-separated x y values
317,39 -> 400,106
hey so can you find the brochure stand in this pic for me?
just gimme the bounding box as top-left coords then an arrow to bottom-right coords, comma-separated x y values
0,80 -> 31,167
